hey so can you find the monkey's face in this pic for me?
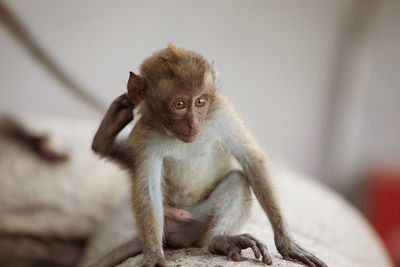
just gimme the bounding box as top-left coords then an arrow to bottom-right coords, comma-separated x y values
160,86 -> 212,143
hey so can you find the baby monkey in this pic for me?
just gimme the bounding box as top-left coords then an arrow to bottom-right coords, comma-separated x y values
90,44 -> 327,267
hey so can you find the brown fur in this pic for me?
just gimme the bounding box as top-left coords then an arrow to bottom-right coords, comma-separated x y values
90,45 -> 327,267
140,44 -> 215,91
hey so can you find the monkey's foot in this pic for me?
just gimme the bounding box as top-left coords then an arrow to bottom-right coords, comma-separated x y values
275,238 -> 327,267
209,233 -> 272,265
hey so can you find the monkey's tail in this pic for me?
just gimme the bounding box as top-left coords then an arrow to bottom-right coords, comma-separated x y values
83,238 -> 142,267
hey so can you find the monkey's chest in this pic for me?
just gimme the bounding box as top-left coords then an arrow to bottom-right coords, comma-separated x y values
162,140 -> 232,207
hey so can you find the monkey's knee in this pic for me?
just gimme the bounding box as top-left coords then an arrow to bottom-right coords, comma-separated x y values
212,171 -> 253,230
222,170 -> 252,200
228,170 -> 252,208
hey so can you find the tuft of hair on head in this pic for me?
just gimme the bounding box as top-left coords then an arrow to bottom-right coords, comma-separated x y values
140,44 -> 216,93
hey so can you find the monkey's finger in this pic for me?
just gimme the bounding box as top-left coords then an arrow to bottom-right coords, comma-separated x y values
290,253 -> 316,267
117,108 -> 134,123
310,257 -> 327,267
241,234 -> 272,264
247,240 -> 261,259
227,247 -> 242,262
281,252 -> 290,260
109,108 -> 133,133
298,247 -> 327,267
121,95 -> 135,109
304,254 -> 327,267
109,94 -> 128,114
256,242 -> 272,265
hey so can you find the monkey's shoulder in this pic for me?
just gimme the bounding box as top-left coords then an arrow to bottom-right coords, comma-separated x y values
127,118 -> 166,150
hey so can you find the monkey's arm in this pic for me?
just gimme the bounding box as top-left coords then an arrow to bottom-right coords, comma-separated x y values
92,94 -> 134,169
217,94 -> 327,267
129,134 -> 166,266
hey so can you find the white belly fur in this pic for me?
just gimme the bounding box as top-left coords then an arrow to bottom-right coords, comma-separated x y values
161,124 -> 235,207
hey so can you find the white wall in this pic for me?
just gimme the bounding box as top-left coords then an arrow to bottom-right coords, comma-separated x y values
1,0 -> 398,182
363,0 -> 400,166
319,0 -> 400,189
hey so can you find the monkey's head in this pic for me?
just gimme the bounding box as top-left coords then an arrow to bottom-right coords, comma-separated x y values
128,44 -> 216,143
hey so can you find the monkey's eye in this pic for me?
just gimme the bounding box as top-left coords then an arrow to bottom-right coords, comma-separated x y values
195,97 -> 207,107
173,100 -> 185,110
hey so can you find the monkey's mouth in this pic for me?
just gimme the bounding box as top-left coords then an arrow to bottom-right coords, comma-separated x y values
174,132 -> 199,143
162,124 -> 200,143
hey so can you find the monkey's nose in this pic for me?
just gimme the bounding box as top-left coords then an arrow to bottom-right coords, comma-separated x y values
187,125 -> 194,135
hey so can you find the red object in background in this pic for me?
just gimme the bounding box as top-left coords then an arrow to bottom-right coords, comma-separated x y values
365,167 -> 400,266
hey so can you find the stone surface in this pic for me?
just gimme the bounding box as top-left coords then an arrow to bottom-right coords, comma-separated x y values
0,115 -> 129,240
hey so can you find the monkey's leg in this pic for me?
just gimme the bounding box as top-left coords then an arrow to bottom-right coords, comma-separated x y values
83,237 -> 142,267
195,171 -> 273,265
82,204 -> 189,267
164,171 -> 249,249
92,93 -> 134,169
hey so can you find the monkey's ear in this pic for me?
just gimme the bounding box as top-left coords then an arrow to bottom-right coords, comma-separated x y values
127,71 -> 146,105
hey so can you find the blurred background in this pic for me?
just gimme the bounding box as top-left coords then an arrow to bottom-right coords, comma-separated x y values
0,0 -> 399,266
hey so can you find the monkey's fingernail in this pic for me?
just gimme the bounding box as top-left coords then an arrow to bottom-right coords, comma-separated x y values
263,258 -> 272,265
233,255 -> 242,261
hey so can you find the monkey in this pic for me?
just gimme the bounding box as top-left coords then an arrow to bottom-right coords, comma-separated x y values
89,44 -> 327,267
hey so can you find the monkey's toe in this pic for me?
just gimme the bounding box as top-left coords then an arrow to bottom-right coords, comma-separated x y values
209,234 -> 273,265
277,241 -> 327,267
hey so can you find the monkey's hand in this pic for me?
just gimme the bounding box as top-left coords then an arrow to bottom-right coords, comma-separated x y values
209,234 -> 272,265
275,236 -> 327,267
92,93 -> 134,155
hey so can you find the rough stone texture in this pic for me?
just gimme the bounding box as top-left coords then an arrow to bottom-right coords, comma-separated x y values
0,115 -> 130,240
0,115 -> 394,266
